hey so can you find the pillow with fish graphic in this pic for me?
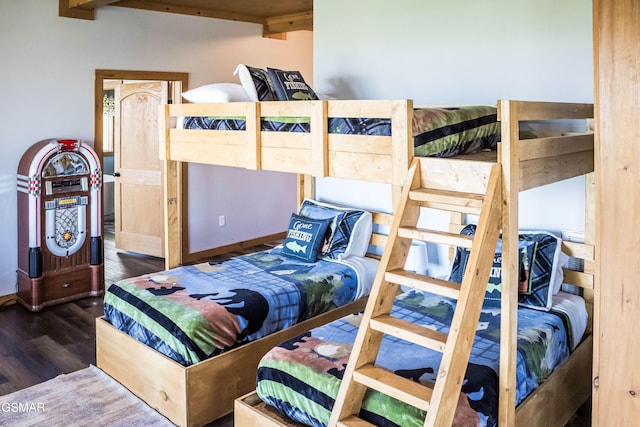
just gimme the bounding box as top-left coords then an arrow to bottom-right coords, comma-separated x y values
298,199 -> 372,260
267,68 -> 318,101
282,213 -> 331,262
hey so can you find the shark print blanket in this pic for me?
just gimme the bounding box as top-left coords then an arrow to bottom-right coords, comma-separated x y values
103,247 -> 368,366
256,289 -> 578,427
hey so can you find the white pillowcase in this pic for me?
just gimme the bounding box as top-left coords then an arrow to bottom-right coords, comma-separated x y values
552,251 -> 570,295
233,64 -> 275,102
181,83 -> 249,103
317,93 -> 338,100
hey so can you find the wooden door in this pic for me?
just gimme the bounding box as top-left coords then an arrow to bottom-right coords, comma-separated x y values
593,0 -> 640,425
114,81 -> 167,258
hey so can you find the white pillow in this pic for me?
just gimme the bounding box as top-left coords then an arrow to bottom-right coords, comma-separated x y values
181,83 -> 249,103
552,251 -> 570,295
233,64 -> 275,101
317,93 -> 338,100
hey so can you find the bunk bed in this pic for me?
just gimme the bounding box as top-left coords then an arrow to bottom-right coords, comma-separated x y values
95,98 -> 594,427
97,99 -> 425,426
229,99 -> 595,426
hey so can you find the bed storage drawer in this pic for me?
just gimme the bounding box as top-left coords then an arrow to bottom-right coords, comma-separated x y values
235,392 -> 302,427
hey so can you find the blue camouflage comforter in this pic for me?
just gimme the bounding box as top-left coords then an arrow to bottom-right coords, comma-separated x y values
256,289 -> 574,426
104,247 -> 362,366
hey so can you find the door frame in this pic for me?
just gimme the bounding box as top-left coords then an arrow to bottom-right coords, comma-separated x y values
94,69 -> 189,261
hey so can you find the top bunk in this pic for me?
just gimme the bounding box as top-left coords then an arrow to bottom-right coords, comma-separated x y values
159,99 -> 594,194
159,99 -> 594,270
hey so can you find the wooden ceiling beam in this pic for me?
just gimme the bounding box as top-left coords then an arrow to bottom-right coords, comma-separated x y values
112,0 -> 266,24
59,0 -> 313,36
264,11 -> 313,36
59,0 -> 94,19
70,0 -> 121,9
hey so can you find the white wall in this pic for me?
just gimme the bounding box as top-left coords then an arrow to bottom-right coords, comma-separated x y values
314,0 -> 593,276
0,0 -> 313,297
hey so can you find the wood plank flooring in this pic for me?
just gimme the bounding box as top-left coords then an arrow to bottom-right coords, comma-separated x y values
0,217 -> 590,426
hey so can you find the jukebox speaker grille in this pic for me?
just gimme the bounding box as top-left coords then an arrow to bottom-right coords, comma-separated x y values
55,206 -> 80,249
45,195 -> 88,257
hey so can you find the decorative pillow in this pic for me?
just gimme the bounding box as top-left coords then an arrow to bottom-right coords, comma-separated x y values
181,83 -> 250,103
298,199 -> 372,260
233,64 -> 276,101
516,231 -> 562,310
266,68 -> 319,101
449,224 -> 562,311
282,213 -> 331,262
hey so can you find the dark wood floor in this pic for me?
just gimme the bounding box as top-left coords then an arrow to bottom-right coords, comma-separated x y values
0,220 -> 165,397
0,218 -> 590,426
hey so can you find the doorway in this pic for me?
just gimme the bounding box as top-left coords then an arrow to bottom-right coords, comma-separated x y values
94,70 -> 189,275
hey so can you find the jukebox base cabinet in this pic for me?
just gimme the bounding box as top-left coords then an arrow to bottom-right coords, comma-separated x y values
17,265 -> 103,311
17,139 -> 104,311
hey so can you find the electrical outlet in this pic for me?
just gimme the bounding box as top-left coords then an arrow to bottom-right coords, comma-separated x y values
218,215 -> 225,227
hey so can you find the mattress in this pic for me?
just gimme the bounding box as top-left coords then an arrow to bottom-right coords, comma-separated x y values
103,246 -> 379,366
255,290 -> 587,427
178,105 -> 501,158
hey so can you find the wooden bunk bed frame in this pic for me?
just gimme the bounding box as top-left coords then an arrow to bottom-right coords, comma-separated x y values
96,98 -> 594,427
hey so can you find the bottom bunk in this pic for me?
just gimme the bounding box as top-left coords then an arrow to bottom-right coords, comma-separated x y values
97,200 -> 391,426
236,289 -> 589,427
236,329 -> 591,427
96,298 -> 367,427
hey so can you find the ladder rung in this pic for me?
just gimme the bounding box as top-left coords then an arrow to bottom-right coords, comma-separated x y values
337,416 -> 376,427
409,188 -> 484,215
385,269 -> 461,299
353,364 -> 433,411
398,226 -> 473,248
370,315 -> 448,352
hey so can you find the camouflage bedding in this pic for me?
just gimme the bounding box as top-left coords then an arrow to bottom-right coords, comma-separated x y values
103,246 -> 374,366
181,105 -> 500,158
256,289 -> 581,427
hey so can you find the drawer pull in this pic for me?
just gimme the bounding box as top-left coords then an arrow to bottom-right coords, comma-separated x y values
63,283 -> 72,288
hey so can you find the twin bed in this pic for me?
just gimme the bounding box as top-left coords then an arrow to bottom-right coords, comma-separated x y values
96,96 -> 594,426
248,289 -> 589,426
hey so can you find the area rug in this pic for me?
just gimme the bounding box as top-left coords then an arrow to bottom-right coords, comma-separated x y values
0,365 -> 174,426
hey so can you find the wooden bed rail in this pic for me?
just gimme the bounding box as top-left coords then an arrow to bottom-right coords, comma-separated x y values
159,99 -> 414,269
497,100 -> 594,192
160,99 -> 413,188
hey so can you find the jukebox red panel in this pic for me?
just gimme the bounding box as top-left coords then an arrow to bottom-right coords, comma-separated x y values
17,139 -> 104,311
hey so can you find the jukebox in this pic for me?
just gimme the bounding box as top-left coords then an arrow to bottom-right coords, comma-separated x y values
17,139 -> 104,311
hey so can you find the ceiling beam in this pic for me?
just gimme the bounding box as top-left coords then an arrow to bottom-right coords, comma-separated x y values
60,0 -> 313,37
59,0 -> 94,20
69,0 -> 121,8
112,0 -> 266,24
263,11 -> 313,37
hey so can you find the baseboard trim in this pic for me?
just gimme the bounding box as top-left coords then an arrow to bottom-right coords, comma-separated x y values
182,232 -> 285,264
0,293 -> 17,307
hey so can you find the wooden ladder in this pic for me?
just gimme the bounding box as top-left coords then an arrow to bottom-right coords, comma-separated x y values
329,158 -> 503,427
